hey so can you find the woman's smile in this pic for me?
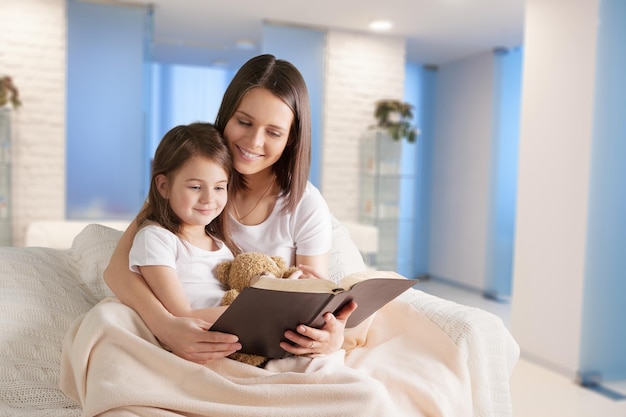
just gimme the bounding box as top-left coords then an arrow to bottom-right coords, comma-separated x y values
236,144 -> 264,161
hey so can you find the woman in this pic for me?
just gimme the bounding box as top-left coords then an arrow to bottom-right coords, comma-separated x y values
104,54 -> 357,364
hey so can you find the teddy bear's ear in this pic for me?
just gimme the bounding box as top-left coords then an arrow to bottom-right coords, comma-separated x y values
216,261 -> 232,284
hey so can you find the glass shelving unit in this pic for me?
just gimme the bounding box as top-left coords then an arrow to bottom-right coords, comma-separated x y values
358,130 -> 416,277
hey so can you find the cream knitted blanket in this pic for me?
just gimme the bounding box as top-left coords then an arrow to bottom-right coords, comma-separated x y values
60,297 -> 472,417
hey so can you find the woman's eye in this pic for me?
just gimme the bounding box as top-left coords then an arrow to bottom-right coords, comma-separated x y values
267,130 -> 281,138
238,119 -> 251,126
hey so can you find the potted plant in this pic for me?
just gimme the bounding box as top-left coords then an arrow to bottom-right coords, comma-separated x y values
373,99 -> 418,142
0,76 -> 21,109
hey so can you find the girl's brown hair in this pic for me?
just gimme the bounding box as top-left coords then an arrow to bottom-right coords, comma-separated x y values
137,123 -> 240,255
214,54 -> 311,212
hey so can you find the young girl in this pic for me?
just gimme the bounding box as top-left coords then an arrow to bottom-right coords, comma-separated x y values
129,122 -> 239,324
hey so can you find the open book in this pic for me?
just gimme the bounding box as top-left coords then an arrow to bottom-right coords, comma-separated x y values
210,270 -> 416,359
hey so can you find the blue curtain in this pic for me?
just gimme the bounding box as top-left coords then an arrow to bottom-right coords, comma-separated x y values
580,0 -> 626,382
67,0 -> 152,219
484,47 -> 523,300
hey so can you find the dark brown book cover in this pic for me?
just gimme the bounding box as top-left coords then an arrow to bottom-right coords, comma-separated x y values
210,271 -> 416,359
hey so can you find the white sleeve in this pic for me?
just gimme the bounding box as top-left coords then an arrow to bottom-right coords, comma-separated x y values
129,225 -> 178,273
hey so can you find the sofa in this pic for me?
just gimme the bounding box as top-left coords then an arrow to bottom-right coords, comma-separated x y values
0,219 -> 519,416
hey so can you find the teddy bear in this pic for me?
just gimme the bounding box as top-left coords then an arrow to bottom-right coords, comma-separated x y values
216,252 -> 299,367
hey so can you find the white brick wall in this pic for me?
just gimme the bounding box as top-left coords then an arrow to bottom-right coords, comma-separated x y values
322,30 -> 405,221
0,0 -> 66,246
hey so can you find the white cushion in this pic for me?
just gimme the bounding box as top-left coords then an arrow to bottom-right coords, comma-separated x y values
328,216 -> 367,283
68,224 -> 123,301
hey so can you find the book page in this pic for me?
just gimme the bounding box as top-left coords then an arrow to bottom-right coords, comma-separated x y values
251,275 -> 338,293
251,270 -> 410,294
337,270 -> 407,289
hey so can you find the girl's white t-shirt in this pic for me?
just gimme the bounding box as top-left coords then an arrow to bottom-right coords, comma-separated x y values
129,225 -> 234,309
230,181 -> 332,267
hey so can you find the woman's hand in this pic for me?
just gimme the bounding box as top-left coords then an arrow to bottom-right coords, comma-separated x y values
279,301 -> 358,355
154,315 -> 241,364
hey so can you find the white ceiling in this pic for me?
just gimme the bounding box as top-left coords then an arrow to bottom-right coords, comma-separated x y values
123,0 -> 525,69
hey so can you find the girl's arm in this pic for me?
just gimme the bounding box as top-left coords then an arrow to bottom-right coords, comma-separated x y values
104,220 -> 177,327
137,264 -> 227,324
103,222 -> 240,363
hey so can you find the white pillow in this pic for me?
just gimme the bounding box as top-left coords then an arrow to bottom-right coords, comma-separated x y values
69,223 -> 124,301
328,215 -> 367,283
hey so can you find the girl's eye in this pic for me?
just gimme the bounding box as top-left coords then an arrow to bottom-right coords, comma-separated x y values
190,185 -> 201,191
238,119 -> 251,126
267,130 -> 281,138
215,185 -> 226,191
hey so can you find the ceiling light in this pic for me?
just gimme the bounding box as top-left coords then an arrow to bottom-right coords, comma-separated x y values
235,39 -> 256,50
369,20 -> 393,32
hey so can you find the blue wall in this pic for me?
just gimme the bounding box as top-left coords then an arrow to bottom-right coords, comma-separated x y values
404,64 -> 437,277
580,0 -> 626,382
67,1 -> 151,219
484,48 -> 523,300
406,52 -> 522,290
261,24 -> 325,189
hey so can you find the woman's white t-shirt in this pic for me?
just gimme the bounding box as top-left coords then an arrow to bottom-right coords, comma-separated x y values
230,182 -> 332,267
129,225 -> 234,309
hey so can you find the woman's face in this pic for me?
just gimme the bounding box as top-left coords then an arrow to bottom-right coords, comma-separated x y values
223,87 -> 294,177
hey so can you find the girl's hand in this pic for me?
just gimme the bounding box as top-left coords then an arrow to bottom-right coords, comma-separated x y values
154,315 -> 241,364
279,301 -> 358,355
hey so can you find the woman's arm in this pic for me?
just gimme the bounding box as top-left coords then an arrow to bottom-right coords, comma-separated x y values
103,222 -> 240,363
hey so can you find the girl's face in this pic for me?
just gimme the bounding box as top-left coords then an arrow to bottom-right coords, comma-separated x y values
156,155 -> 228,228
223,87 -> 294,177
